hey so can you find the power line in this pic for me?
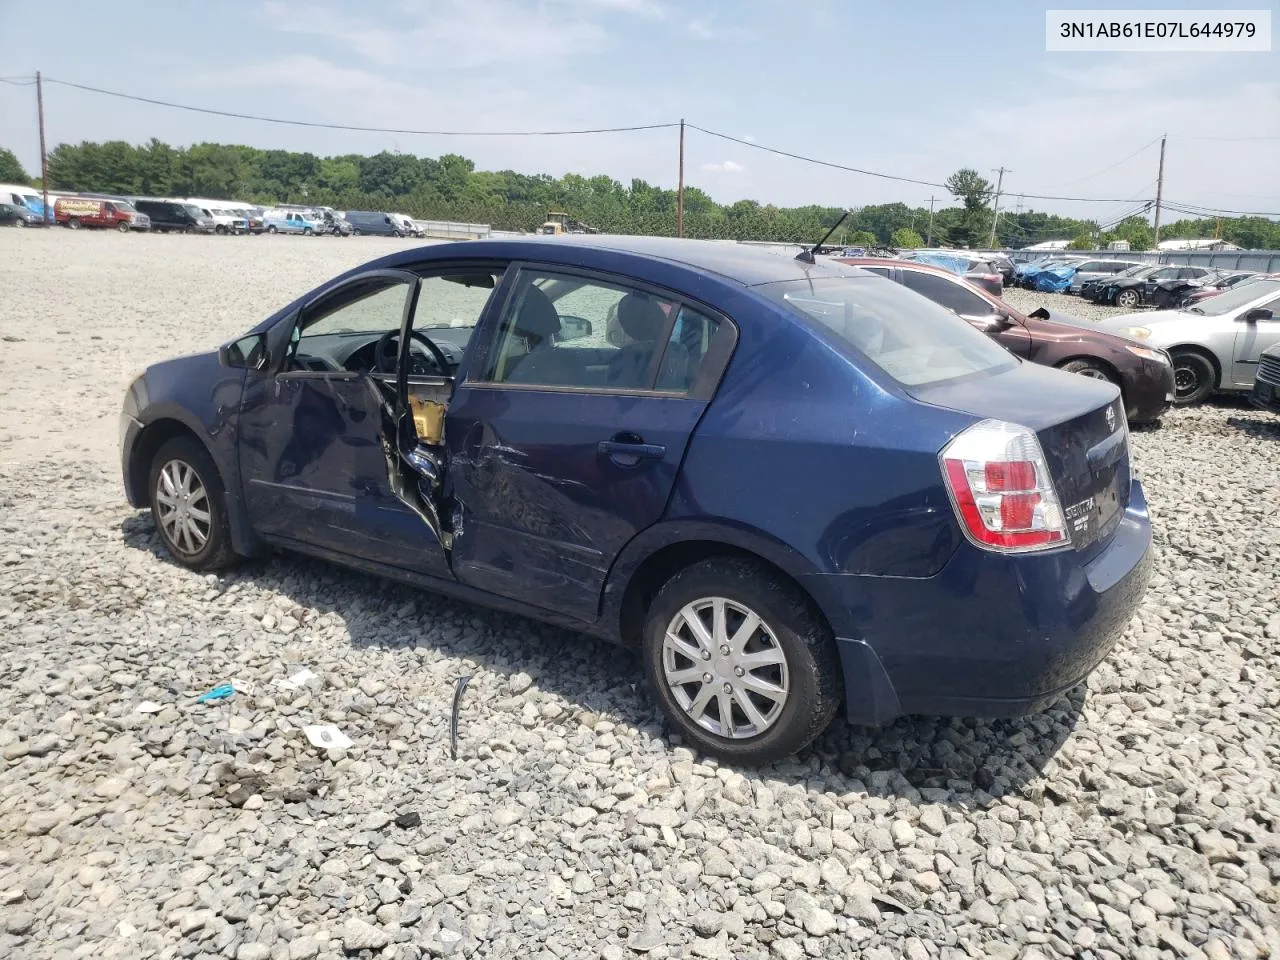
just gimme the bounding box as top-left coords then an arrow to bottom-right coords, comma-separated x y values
1047,136 -> 1162,189
0,77 -> 36,86
41,77 -> 680,137
1169,133 -> 1280,142
687,123 -> 948,189
1161,198 -> 1280,218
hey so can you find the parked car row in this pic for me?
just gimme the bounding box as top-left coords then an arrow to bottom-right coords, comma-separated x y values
0,188 -> 427,240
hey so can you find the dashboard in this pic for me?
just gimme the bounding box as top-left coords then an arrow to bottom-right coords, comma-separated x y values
290,327 -> 473,377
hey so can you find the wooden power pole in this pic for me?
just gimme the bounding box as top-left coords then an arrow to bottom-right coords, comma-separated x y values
1153,134 -> 1167,243
925,196 -> 935,246
36,71 -> 50,223
987,167 -> 1008,249
676,119 -> 685,239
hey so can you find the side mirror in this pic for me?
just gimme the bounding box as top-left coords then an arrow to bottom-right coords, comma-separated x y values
219,333 -> 269,370
555,316 -> 594,342
1242,308 -> 1274,323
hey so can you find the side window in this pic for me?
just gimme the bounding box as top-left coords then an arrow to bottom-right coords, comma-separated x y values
1077,261 -> 1103,272
903,271 -> 993,317
289,278 -> 410,372
480,270 -> 718,394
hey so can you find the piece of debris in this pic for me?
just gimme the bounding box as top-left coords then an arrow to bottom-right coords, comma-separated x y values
134,701 -> 164,714
395,811 -> 422,829
273,667 -> 317,691
302,724 -> 353,751
196,683 -> 235,703
450,675 -> 473,761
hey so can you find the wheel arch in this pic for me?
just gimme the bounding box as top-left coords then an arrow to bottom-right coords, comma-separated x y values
1167,343 -> 1222,388
126,413 -> 260,556
602,523 -> 833,649
1055,354 -> 1123,383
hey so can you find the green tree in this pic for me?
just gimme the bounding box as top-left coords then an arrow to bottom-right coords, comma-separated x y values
848,230 -> 878,247
1067,232 -> 1095,250
890,227 -> 924,249
0,147 -> 30,183
1111,216 -> 1154,251
945,168 -> 994,247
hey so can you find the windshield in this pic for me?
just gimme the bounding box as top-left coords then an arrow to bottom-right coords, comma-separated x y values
1188,278 -> 1280,316
1117,264 -> 1150,278
115,201 -> 138,214
757,276 -> 1017,387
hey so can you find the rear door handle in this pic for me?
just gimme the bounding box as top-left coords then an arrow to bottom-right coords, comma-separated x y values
598,439 -> 666,461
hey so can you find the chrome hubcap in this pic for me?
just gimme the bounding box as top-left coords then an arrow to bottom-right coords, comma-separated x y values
1076,368 -> 1109,381
155,459 -> 211,555
661,597 -> 789,739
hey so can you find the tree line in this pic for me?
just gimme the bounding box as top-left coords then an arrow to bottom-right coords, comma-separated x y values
2,142 -> 1276,250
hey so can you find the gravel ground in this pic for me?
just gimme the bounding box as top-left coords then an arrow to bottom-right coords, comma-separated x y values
1,231 -> 1278,960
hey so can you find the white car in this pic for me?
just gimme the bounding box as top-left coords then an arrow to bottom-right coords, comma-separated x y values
183,198 -> 248,235
1094,276 -> 1280,404
391,213 -> 423,238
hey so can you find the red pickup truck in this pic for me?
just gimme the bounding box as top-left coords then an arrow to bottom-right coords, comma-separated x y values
55,197 -> 151,232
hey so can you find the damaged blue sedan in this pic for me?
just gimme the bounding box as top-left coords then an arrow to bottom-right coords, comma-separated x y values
120,236 -> 1152,763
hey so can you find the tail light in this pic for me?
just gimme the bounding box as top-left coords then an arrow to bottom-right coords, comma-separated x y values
940,419 -> 1069,553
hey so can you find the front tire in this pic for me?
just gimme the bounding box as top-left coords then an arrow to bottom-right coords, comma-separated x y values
67,218 -> 81,230
1060,358 -> 1118,384
1171,350 -> 1216,405
642,557 -> 842,764
267,225 -> 277,234
148,437 -> 237,571
1115,288 -> 1142,309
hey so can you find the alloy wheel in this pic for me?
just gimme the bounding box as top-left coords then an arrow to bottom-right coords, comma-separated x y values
661,597 -> 790,739
1076,368 -> 1111,381
154,458 -> 212,556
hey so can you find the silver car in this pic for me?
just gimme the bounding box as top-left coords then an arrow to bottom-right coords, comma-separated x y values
1067,258 -> 1148,295
1094,277 -> 1280,404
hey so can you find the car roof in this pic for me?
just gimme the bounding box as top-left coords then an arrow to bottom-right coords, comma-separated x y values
836,256 -> 957,277
381,235 -> 871,287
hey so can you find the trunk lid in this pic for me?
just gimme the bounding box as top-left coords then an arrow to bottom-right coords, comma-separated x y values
912,362 -> 1130,556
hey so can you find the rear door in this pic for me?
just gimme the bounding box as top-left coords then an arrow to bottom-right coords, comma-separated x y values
1230,292 -> 1280,386
444,264 -> 735,621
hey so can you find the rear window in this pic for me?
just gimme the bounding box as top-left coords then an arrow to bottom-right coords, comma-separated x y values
757,276 -> 1017,387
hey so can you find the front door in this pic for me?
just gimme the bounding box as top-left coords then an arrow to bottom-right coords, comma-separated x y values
237,270 -> 450,576
1231,293 -> 1280,386
443,265 -> 734,622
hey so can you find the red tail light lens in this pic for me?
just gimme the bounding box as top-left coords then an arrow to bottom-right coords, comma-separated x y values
940,420 -> 1069,552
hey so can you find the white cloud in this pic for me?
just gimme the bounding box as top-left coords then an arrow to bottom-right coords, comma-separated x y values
688,17 -> 715,39
701,160 -> 744,173
561,0 -> 665,18
260,0 -> 609,70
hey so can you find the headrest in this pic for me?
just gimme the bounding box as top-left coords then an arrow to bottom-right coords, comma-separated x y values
616,294 -> 666,342
514,286 -> 561,342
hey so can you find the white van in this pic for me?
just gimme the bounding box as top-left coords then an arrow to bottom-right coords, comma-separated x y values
0,184 -> 48,221
391,213 -> 423,237
183,198 -> 249,235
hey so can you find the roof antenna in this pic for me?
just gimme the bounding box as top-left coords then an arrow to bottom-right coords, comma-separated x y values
795,209 -> 852,264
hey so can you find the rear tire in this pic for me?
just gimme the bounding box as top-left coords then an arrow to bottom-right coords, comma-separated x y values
641,557 -> 842,764
67,218 -> 81,230
1115,288 -> 1142,309
1170,350 -> 1216,405
1060,358 -> 1118,384
147,437 -> 238,571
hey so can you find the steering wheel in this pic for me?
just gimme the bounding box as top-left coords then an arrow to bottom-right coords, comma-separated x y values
374,329 -> 451,375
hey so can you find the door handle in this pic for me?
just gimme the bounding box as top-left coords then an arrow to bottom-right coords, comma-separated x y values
598,437 -> 666,461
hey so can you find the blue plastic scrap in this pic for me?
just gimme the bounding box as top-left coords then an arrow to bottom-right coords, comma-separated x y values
1034,265 -> 1078,292
197,683 -> 235,703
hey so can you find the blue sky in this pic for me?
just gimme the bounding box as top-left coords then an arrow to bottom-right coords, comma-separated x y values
2,0 -> 1277,222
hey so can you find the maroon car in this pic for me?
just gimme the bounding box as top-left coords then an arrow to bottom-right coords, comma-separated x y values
838,258 -> 1175,422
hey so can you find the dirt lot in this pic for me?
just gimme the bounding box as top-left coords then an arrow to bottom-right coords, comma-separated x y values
0,230 -> 1277,960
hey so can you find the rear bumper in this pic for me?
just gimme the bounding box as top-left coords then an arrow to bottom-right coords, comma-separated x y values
808,480 -> 1153,726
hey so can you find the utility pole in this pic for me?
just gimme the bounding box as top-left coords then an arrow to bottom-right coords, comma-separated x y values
676,118 -> 685,239
987,166 -> 1008,249
925,196 -> 935,246
36,71 -> 50,223
1153,134 -> 1166,243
